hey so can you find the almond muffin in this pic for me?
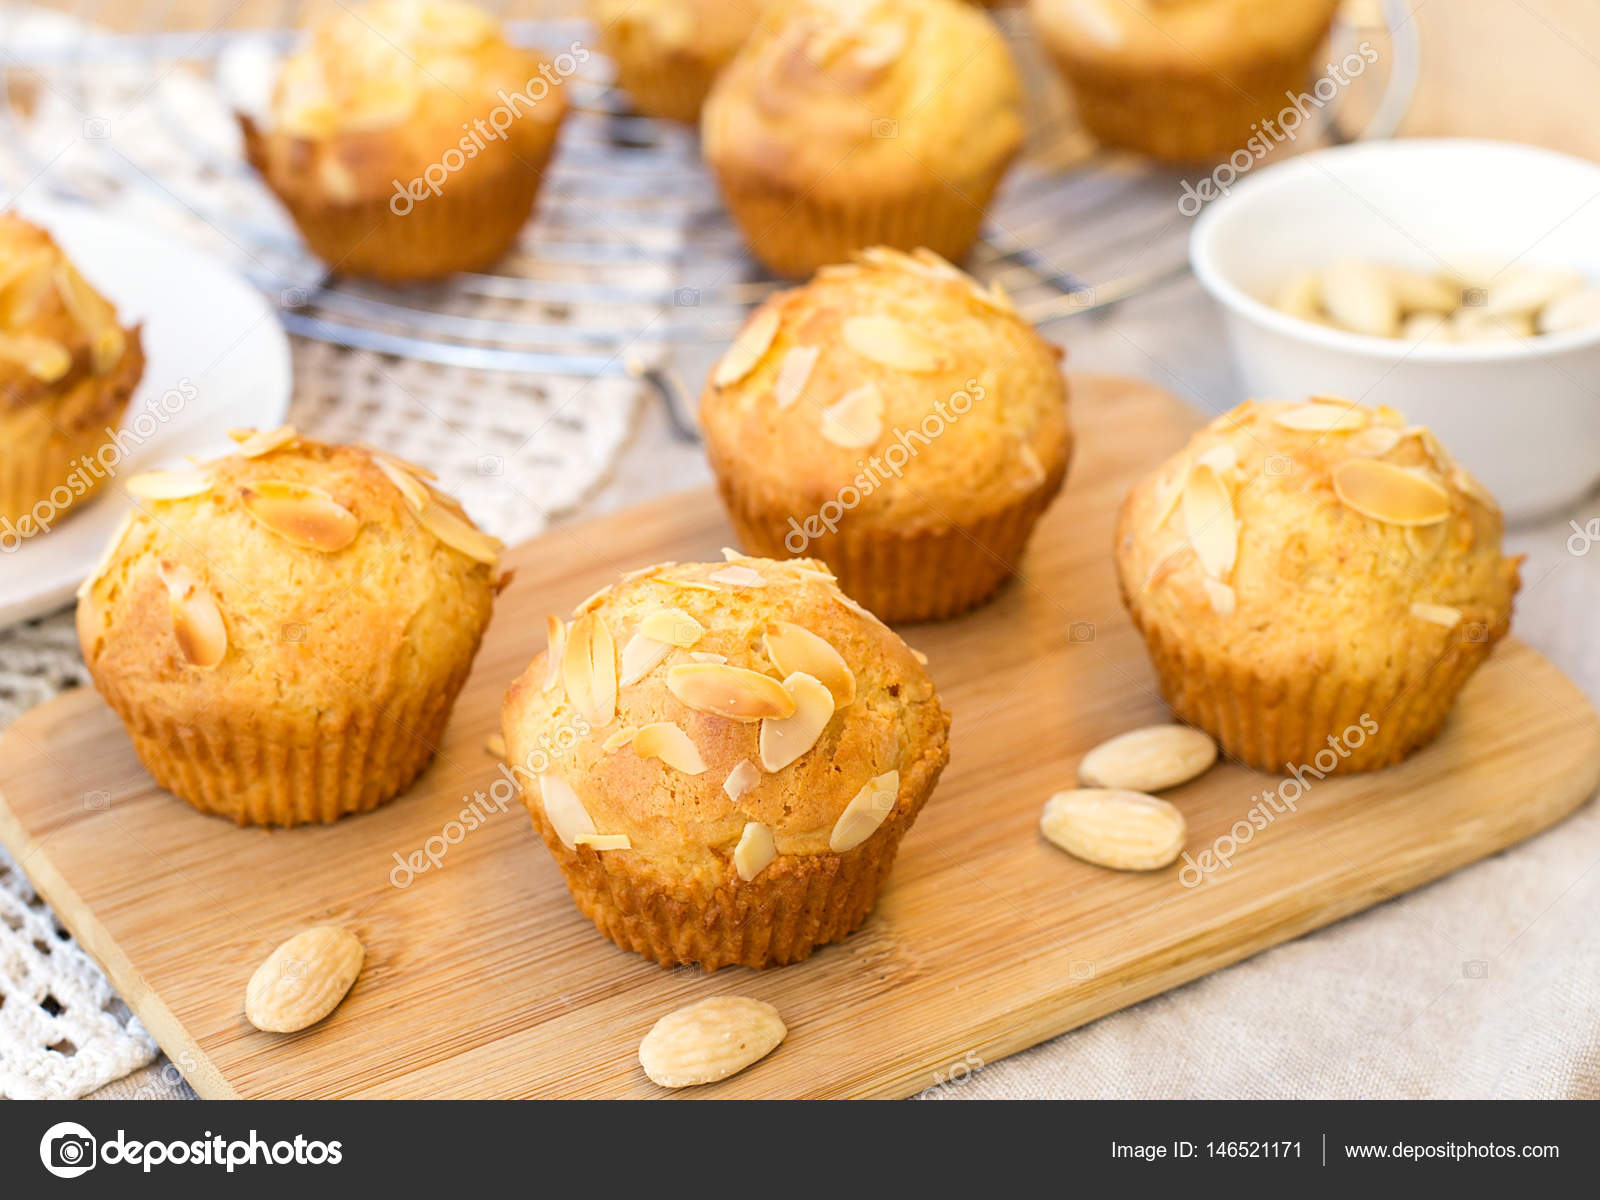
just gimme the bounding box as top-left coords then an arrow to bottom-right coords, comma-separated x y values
241,0 -> 570,281
702,0 -> 1024,277
0,215 -> 144,536
589,0 -> 763,123
699,247 -> 1071,622
1029,0 -> 1342,163
501,554 -> 951,970
77,428 -> 503,825
1114,398 -> 1521,773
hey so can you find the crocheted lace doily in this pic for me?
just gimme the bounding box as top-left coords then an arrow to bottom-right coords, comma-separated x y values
0,9 -> 650,1097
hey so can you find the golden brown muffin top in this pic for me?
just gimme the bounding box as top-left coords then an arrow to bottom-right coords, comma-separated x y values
77,429 -> 501,728
1115,398 -> 1521,674
0,214 -> 132,412
1030,0 -> 1341,72
501,554 -> 950,881
255,0 -> 567,201
698,246 -> 1070,532
702,0 -> 1022,201
589,0 -> 764,74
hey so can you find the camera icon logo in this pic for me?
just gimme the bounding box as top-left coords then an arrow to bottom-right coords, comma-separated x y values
1069,621 -> 1096,644
477,454 -> 504,476
279,287 -> 308,309
673,287 -> 699,307
1462,959 -> 1489,979
280,623 -> 306,643
40,1121 -> 97,1178
82,118 -> 110,140
1462,622 -> 1489,645
1264,453 -> 1294,477
83,790 -> 111,812
871,117 -> 898,139
1461,286 -> 1487,308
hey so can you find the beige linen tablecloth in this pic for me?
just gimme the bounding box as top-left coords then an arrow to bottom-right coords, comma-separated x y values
42,276 -> 1597,1099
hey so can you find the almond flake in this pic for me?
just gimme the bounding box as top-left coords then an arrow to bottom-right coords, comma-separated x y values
633,721 -> 707,775
708,564 -> 764,587
690,651 -> 727,664
1194,444 -> 1238,475
712,307 -> 780,388
574,583 -> 613,614
52,260 -> 117,360
372,455 -> 429,511
829,770 -> 899,852
1405,522 -> 1449,560
763,622 -> 855,707
539,775 -> 596,849
910,648 -> 928,665
668,663 -> 794,722
417,499 -> 502,564
621,561 -> 675,581
1410,602 -> 1462,628
239,480 -> 360,552
231,425 -> 298,459
542,616 -> 566,693
1041,789 -> 1186,871
759,672 -> 835,772
1202,578 -> 1236,616
574,833 -> 631,851
1451,465 -> 1500,512
639,607 -> 705,648
841,315 -> 946,373
1018,444 -> 1047,488
1078,726 -> 1217,793
674,579 -> 724,593
603,726 -> 639,753
0,332 -> 70,381
1332,459 -> 1451,526
1320,260 -> 1399,337
357,444 -> 437,480
734,821 -> 777,881
774,345 -> 820,410
126,468 -> 212,501
78,510 -> 137,600
1382,267 -> 1459,313
159,560 -> 227,669
819,383 -> 884,448
1271,401 -> 1368,433
1181,463 -> 1237,581
723,759 -> 761,803
564,613 -> 617,727
619,633 -> 672,687
1345,426 -> 1403,459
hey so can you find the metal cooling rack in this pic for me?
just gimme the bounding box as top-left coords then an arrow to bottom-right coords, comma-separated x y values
0,1 -> 1419,435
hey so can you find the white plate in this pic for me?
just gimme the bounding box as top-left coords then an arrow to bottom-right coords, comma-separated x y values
1,197 -> 291,627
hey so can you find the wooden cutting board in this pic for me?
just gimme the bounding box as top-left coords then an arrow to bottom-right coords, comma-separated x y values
2,374 -> 1596,1099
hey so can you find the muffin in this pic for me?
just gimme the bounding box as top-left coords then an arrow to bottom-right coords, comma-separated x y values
699,246 -> 1071,622
589,0 -> 763,123
702,0 -> 1023,278
1114,398 -> 1521,773
0,214 -> 144,535
240,0 -> 569,281
501,554 -> 950,970
1029,0 -> 1342,163
77,428 -> 503,825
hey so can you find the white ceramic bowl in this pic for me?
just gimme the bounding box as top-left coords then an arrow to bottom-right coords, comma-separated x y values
1190,138 -> 1600,520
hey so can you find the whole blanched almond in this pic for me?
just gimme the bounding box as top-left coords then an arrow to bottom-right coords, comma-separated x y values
1381,266 -> 1459,313
1078,725 -> 1217,792
638,996 -> 787,1089
245,926 -> 364,1033
1040,789 -> 1187,871
1538,286 -> 1600,334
